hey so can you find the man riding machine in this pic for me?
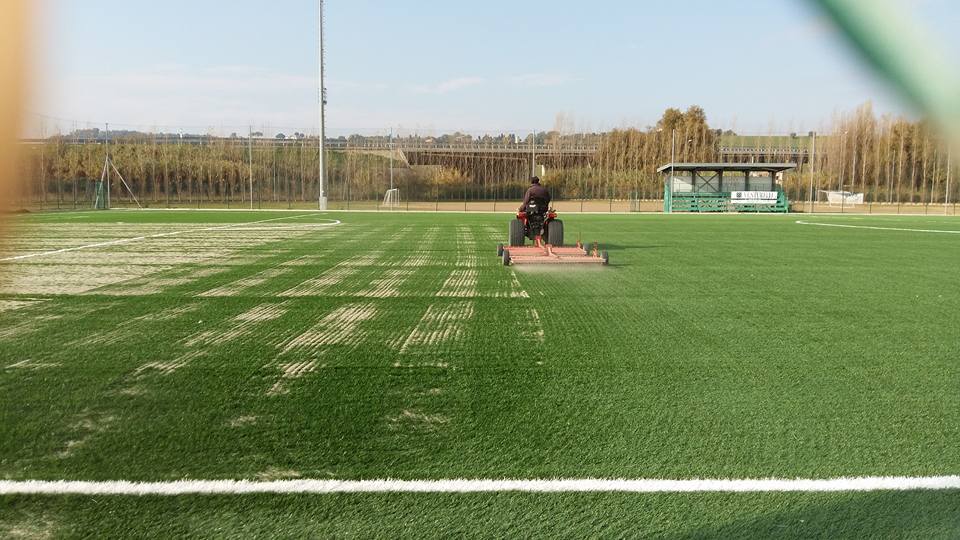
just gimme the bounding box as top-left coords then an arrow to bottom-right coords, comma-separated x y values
498,176 -> 608,265
511,176 -> 563,247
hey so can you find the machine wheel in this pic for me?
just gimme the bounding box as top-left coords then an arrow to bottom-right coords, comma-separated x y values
502,250 -> 511,266
497,243 -> 504,256
509,219 -> 524,247
547,219 -> 564,246
601,250 -> 609,265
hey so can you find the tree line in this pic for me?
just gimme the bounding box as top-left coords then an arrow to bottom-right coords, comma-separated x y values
12,103 -> 957,208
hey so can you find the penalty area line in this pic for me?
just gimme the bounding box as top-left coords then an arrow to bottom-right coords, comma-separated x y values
1,476 -> 959,495
0,215 -> 342,262
795,220 -> 960,234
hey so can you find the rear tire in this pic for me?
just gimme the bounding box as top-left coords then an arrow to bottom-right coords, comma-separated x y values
502,250 -> 511,266
601,250 -> 609,265
547,219 -> 564,246
509,219 -> 524,247
497,243 -> 504,256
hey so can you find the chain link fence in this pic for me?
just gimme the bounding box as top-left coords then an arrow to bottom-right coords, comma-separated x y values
13,121 -> 959,215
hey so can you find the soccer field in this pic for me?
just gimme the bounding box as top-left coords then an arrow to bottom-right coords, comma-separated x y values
1,210 -> 958,537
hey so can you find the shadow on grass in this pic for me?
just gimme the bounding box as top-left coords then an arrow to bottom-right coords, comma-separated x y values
662,490 -> 960,539
3,490 -> 958,537
593,243 -> 668,251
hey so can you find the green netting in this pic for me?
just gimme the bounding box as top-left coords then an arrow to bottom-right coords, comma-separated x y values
93,179 -> 107,210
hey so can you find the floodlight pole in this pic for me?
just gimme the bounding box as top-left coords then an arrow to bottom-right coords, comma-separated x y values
248,126 -> 254,210
946,146 -> 952,215
530,130 -> 536,177
838,130 -> 847,213
389,127 -> 394,191
105,122 -> 111,209
808,132 -> 816,213
670,128 -> 676,188
317,0 -> 327,210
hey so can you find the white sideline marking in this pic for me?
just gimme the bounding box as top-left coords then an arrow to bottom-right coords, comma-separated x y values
0,216 -> 342,262
0,476 -> 958,495
795,220 -> 960,234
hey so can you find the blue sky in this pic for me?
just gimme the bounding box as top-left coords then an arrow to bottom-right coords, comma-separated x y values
31,0 -> 960,136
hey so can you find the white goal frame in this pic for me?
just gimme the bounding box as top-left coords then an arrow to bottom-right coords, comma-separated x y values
818,190 -> 864,206
382,188 -> 401,210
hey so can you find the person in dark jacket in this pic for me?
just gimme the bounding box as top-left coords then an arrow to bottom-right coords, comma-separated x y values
519,176 -> 551,212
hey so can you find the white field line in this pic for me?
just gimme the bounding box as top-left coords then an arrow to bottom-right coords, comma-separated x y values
109,208 -> 327,213
0,476 -> 958,495
0,216 -> 342,262
795,220 -> 960,234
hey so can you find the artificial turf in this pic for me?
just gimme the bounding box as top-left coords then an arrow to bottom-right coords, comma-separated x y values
3,491 -> 959,538
1,209 -> 958,537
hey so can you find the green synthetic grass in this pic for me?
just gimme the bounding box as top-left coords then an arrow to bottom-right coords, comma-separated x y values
1,210 -> 959,537
3,491 -> 959,538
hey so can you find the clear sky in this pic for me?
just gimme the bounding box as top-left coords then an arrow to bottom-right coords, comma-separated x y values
30,0 -> 960,136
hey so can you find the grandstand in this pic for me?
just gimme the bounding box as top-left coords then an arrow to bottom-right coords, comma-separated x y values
659,162 -> 795,213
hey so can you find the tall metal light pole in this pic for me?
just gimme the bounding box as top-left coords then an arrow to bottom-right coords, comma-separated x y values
808,132 -> 816,213
946,146 -> 952,215
530,130 -> 536,177
105,122 -> 111,209
318,0 -> 327,210
670,128 -> 676,184
838,130 -> 848,213
389,127 -> 394,191
248,126 -> 254,210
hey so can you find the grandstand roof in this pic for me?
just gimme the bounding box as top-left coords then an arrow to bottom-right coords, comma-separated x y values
656,163 -> 797,173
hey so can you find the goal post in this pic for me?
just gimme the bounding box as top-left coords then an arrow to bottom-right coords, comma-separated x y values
818,190 -> 864,206
93,154 -> 142,210
382,188 -> 400,210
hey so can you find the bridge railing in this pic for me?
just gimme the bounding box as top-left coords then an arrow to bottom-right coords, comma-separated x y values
332,141 -> 600,152
719,146 -> 810,155
21,137 -> 600,153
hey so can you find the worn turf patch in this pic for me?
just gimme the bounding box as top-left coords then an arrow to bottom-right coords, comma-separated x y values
0,210 -> 958,535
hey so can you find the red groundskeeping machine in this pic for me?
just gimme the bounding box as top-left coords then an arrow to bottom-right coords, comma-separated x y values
497,203 -> 608,266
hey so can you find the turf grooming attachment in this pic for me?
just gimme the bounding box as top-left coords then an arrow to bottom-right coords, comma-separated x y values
499,206 -> 609,265
499,239 -> 608,266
